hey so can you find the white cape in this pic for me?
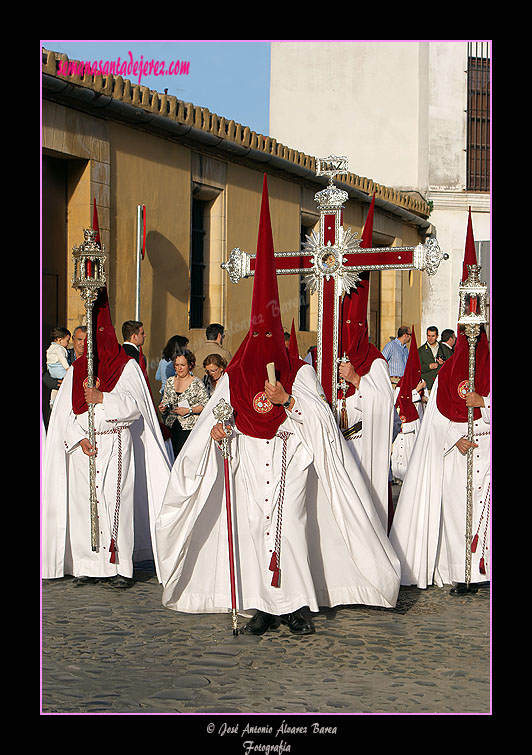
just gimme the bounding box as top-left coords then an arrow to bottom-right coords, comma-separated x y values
42,360 -> 172,581
155,364 -> 401,615
389,377 -> 490,588
342,358 -> 394,531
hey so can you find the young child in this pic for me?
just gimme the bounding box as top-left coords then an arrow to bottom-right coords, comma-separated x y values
46,326 -> 71,406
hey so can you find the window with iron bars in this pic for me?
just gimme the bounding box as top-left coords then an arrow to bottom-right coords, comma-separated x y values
466,42 -> 490,192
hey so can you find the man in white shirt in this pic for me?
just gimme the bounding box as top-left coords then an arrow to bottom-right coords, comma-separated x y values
381,327 -> 412,387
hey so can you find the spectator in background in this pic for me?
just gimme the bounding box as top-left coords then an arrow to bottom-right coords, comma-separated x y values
121,320 -> 146,368
159,349 -> 209,458
381,326 -> 412,388
419,326 -> 446,391
202,353 -> 227,397
155,334 -> 190,397
46,327 -> 71,406
193,323 -> 232,367
440,329 -> 456,361
43,324 -> 86,412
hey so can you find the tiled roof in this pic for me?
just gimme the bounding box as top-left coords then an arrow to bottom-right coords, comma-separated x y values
42,48 -> 431,219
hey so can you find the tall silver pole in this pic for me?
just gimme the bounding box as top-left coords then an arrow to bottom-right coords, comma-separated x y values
85,294 -> 99,551
458,263 -> 488,588
464,324 -> 478,587
72,229 -> 107,551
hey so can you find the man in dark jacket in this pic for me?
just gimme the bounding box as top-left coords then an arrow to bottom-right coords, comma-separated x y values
440,329 -> 456,361
121,320 -> 146,368
418,326 -> 447,391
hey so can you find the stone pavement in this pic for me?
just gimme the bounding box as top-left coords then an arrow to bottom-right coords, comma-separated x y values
41,566 -> 491,719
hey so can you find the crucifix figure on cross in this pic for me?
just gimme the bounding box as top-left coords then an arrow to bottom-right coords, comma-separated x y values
222,156 -> 448,418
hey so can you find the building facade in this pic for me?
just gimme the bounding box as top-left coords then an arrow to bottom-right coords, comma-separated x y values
42,46 -> 434,399
269,40 -> 491,339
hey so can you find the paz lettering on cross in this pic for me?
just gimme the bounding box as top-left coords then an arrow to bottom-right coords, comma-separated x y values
222,156 -> 448,417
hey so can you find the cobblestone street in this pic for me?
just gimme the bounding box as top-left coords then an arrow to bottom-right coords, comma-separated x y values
41,559 -> 490,720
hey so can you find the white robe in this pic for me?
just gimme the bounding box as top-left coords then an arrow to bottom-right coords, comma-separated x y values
155,364 -> 401,615
390,388 -> 424,482
42,360 -> 172,581
342,358 -> 394,531
389,377 -> 490,588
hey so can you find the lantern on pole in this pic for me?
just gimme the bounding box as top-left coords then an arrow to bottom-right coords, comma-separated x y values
72,228 -> 107,551
457,262 -> 488,587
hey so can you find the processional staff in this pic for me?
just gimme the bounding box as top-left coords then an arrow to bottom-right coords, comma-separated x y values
212,397 -> 239,636
72,228 -> 107,551
457,263 -> 489,588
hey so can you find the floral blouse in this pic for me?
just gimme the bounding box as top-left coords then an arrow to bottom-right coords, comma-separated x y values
161,375 -> 209,430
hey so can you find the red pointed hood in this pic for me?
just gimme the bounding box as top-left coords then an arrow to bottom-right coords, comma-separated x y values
339,194 -> 383,396
395,325 -> 422,424
462,207 -> 477,283
438,210 -> 490,420
72,288 -> 131,414
92,198 -> 101,246
225,175 -> 303,439
288,319 -> 301,360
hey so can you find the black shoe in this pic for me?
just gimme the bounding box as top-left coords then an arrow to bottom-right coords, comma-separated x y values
280,610 -> 315,635
72,576 -> 100,586
450,582 -> 479,595
242,611 -> 280,635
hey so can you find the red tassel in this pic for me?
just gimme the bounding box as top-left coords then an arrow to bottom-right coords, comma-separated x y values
471,534 -> 478,553
340,405 -> 348,431
109,538 -> 116,564
269,552 -> 280,587
479,557 -> 486,575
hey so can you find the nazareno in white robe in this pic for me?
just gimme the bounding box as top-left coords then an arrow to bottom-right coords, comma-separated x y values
155,363 -> 401,616
42,360 -> 172,581
389,376 -> 490,588
341,358 -> 394,532
390,387 -> 424,482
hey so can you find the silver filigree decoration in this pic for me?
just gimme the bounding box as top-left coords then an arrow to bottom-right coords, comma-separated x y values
221,247 -> 251,283
416,237 -> 449,276
314,184 -> 349,210
212,397 -> 234,424
301,227 -> 362,295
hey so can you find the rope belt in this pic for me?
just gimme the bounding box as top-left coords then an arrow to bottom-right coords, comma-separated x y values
268,430 -> 293,588
471,481 -> 490,575
94,425 -> 129,563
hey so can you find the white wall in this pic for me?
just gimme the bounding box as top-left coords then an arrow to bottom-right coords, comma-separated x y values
270,41 -> 424,189
269,40 -> 491,338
